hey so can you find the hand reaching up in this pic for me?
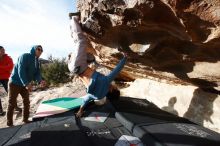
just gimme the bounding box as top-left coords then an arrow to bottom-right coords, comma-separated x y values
121,52 -> 128,58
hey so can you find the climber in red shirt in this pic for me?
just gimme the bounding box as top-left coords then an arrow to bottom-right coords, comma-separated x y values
0,46 -> 22,116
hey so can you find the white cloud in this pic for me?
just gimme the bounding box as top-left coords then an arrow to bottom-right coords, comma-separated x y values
0,0 -> 76,61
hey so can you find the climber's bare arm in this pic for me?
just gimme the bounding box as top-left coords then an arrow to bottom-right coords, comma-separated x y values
76,106 -> 84,118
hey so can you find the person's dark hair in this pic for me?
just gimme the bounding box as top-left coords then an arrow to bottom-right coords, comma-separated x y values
36,45 -> 42,49
106,87 -> 120,101
0,46 -> 3,49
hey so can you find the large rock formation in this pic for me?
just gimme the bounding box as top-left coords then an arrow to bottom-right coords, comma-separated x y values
75,0 -> 220,132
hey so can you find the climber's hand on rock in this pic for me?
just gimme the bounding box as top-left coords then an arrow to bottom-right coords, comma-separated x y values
122,52 -> 128,58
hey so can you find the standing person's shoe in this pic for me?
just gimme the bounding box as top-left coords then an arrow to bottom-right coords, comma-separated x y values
7,121 -> 13,127
14,107 -> 22,113
23,120 -> 31,124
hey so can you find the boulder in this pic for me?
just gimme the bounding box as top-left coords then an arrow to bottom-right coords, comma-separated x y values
75,0 -> 220,132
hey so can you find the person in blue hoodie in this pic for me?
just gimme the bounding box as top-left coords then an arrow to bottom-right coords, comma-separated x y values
68,14 -> 127,118
6,45 -> 46,126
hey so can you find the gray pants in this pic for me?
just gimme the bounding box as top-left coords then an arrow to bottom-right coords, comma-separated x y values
68,16 -> 88,75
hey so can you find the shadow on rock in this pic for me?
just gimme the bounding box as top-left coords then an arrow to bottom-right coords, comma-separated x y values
184,88 -> 218,125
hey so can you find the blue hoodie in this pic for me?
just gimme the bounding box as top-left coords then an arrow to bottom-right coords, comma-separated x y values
10,45 -> 42,86
81,57 -> 127,108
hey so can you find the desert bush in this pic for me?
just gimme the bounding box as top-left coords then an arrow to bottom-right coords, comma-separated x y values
41,57 -> 70,85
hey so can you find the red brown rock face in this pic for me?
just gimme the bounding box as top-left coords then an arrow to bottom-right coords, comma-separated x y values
76,0 -> 220,93
163,0 -> 220,42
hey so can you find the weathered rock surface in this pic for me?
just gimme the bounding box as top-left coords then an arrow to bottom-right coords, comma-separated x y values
75,0 -> 220,132
77,0 -> 220,86
121,79 -> 220,133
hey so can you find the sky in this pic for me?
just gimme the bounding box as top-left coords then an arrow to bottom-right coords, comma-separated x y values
0,0 -> 77,62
